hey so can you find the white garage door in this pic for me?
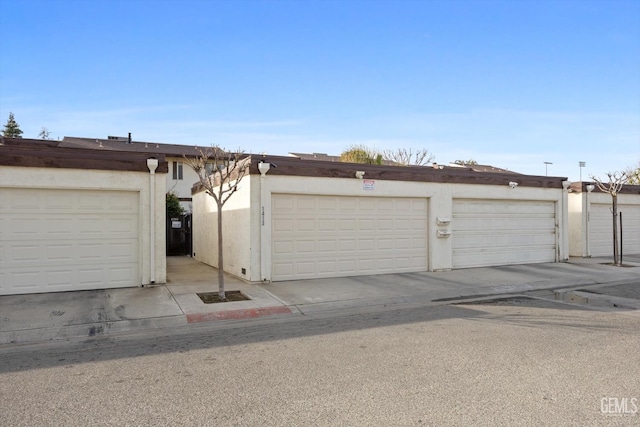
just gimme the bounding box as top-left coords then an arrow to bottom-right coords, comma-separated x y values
590,203 -> 640,256
0,188 -> 140,295
453,199 -> 557,268
271,194 -> 428,281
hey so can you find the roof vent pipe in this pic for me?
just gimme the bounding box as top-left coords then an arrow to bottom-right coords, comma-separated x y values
128,132 -> 132,144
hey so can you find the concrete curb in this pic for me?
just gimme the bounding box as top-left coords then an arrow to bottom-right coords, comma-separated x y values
0,315 -> 188,345
186,306 -> 293,323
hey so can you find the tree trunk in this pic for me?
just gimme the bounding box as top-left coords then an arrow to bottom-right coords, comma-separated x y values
217,200 -> 225,299
612,194 -> 619,266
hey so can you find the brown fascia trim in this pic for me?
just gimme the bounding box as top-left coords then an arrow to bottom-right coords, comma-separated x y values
191,154 -> 566,194
61,136 -> 230,158
248,155 -> 567,187
0,143 -> 169,173
570,181 -> 640,195
1,137 -> 62,148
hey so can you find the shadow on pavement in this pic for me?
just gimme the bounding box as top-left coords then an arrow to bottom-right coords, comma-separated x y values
0,304 -> 490,373
3,293 -> 637,374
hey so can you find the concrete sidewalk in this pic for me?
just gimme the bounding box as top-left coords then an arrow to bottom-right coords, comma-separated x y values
1,255 -> 639,345
268,255 -> 640,314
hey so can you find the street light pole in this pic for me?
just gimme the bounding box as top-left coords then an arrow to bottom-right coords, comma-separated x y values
579,161 -> 586,181
544,161 -> 553,176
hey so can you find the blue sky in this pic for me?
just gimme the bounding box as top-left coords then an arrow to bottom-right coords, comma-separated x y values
1,0 -> 638,180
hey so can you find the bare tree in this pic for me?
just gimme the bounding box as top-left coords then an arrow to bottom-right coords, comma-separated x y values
383,148 -> 434,166
38,127 -> 51,140
590,170 -> 630,266
185,146 -> 249,299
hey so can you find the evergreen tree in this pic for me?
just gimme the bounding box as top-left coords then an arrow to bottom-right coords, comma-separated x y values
2,112 -> 23,138
166,192 -> 185,218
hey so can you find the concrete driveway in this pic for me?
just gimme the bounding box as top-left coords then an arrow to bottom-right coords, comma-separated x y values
262,255 -> 640,314
1,255 -> 638,345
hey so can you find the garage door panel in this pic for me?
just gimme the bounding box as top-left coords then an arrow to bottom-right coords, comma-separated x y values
109,267 -> 138,284
317,240 -> 336,252
10,244 -> 40,263
339,239 -> 357,251
317,261 -> 336,273
591,203 -> 640,256
48,218 -> 75,234
271,194 -> 428,281
378,238 -> 394,250
108,241 -> 137,259
46,244 -> 74,260
10,271 -> 41,289
9,218 -> 40,235
7,193 -> 40,210
318,198 -> 338,210
0,188 -> 140,295
358,239 -> 375,251
359,219 -> 375,230
272,262 -> 293,276
109,217 -> 138,235
355,198 -> 372,210
337,260 -> 357,273
47,270 -> 74,287
453,199 -> 557,268
319,219 -> 337,230
337,219 -> 355,230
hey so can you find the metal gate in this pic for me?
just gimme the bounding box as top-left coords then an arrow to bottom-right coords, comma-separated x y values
166,214 -> 192,256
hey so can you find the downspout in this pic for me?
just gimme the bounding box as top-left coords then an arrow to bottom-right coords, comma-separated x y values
258,161 -> 271,282
585,184 -> 595,257
561,180 -> 571,262
147,158 -> 159,284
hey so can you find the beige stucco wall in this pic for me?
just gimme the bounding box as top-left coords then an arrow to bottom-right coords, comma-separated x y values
568,189 -> 640,257
192,172 -> 569,282
568,192 -> 586,257
192,175 -> 257,281
0,165 -> 166,285
166,156 -> 200,213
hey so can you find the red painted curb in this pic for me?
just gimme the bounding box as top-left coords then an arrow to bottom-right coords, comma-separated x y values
186,306 -> 292,323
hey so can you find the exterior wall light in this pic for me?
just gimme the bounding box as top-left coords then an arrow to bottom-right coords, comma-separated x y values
355,171 -> 365,179
509,181 -> 518,189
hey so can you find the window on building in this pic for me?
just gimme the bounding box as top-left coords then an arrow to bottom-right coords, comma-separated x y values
172,161 -> 183,180
205,162 -> 218,176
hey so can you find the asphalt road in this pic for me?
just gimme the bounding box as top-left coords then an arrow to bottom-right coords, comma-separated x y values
1,296 -> 639,426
